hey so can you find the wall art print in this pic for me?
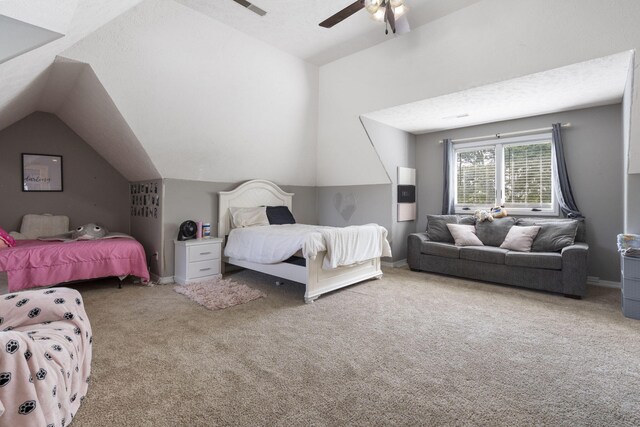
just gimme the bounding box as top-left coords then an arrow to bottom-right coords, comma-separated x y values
130,181 -> 160,219
22,153 -> 63,192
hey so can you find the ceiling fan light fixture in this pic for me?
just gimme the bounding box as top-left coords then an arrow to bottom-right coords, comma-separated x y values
364,0 -> 383,13
370,6 -> 386,22
393,4 -> 408,18
389,0 -> 404,7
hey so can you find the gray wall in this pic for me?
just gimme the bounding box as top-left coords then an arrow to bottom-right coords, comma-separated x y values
416,104 -> 624,282
0,112 -> 130,233
361,117 -> 417,262
161,179 -> 318,277
317,184 -> 393,261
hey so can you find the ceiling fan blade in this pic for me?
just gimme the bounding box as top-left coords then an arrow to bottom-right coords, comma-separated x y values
385,4 -> 396,33
395,15 -> 410,34
319,1 -> 364,28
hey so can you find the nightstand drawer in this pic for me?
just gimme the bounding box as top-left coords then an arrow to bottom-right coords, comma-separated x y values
187,259 -> 221,279
188,243 -> 221,262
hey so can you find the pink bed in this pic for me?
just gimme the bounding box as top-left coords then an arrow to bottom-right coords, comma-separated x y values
0,238 -> 149,292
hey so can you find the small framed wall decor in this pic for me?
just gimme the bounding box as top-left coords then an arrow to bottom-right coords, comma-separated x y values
22,153 -> 63,192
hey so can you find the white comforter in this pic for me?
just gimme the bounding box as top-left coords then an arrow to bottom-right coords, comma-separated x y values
224,224 -> 391,269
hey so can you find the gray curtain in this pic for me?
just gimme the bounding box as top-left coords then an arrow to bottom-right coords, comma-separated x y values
442,138 -> 454,215
552,123 -> 583,218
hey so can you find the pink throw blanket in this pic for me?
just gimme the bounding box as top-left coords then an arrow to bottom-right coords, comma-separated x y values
0,239 -> 149,292
0,287 -> 92,426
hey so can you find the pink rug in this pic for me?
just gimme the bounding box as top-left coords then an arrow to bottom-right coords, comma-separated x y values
174,278 -> 266,310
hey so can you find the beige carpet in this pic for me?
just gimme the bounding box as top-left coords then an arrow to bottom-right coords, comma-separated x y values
54,268 -> 639,426
174,278 -> 266,310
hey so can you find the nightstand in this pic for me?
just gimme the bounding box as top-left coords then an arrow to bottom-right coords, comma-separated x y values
174,238 -> 223,285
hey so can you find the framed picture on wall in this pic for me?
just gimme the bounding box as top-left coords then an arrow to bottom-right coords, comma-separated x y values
22,153 -> 63,192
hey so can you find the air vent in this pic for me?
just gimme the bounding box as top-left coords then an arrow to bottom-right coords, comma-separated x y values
232,0 -> 267,16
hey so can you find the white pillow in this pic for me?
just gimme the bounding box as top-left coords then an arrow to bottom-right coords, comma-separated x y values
446,224 -> 484,246
229,207 -> 269,228
500,226 -> 541,252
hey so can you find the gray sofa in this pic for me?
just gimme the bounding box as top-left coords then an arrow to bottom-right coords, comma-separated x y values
408,216 -> 589,298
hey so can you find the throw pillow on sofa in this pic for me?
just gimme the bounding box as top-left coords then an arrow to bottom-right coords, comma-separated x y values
446,224 -> 484,246
426,215 -> 458,243
500,225 -> 541,252
518,219 -> 579,252
475,217 -> 517,247
426,215 -> 476,243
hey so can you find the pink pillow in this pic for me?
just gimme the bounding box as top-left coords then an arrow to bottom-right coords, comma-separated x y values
0,227 -> 15,248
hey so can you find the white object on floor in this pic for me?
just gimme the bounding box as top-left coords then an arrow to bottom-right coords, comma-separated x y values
174,238 -> 223,285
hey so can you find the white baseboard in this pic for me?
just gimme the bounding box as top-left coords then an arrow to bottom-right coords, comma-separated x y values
587,276 -> 621,289
382,259 -> 408,268
150,273 -> 175,285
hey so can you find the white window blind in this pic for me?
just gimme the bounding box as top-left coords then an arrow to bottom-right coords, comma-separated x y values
452,134 -> 556,215
503,142 -> 552,208
455,147 -> 496,206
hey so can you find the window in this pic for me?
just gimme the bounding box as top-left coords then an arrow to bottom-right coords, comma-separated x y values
453,134 -> 556,215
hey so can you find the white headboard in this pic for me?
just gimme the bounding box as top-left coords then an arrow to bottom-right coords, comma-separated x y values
218,179 -> 294,238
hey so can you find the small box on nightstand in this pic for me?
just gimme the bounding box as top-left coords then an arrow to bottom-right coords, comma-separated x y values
174,238 -> 223,285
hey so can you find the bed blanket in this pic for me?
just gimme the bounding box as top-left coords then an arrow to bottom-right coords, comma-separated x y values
0,287 -> 92,427
224,224 -> 391,269
0,239 -> 149,292
318,224 -> 391,269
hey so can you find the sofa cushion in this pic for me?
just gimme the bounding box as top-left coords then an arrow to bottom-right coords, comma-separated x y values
447,224 -> 484,246
475,217 -> 517,247
505,251 -> 563,270
518,219 -> 578,252
500,225 -> 541,252
458,215 -> 476,226
421,241 -> 460,259
426,215 -> 458,243
460,246 -> 509,264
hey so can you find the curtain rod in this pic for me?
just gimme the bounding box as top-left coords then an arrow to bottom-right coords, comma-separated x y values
438,123 -> 571,144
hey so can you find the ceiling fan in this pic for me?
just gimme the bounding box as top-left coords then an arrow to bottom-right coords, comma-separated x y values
319,0 -> 410,35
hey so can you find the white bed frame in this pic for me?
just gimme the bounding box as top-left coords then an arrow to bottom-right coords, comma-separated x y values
218,179 -> 383,303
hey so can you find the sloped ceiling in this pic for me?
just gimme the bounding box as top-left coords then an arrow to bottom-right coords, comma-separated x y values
58,0 -> 319,186
176,0 -> 482,65
0,0 -> 143,133
0,15 -> 63,65
39,58 -> 160,181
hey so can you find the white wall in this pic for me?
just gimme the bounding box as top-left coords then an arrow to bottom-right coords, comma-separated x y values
317,0 -> 640,189
60,0 -> 319,186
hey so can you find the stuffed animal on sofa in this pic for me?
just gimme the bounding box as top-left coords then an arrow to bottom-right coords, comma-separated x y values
491,206 -> 508,218
474,209 -> 494,223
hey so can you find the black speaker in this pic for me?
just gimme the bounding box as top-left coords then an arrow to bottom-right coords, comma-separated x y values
398,185 -> 415,203
177,220 -> 197,241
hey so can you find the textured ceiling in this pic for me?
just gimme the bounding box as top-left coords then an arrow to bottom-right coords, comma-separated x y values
363,51 -> 633,134
176,0 -> 482,65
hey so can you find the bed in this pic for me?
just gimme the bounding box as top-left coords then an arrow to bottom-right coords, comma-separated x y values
218,180 -> 390,303
0,238 -> 150,293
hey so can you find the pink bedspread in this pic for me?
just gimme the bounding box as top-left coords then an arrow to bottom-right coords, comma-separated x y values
0,239 -> 149,292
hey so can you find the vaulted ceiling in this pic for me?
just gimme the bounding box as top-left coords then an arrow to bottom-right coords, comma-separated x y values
1,0 -> 637,186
